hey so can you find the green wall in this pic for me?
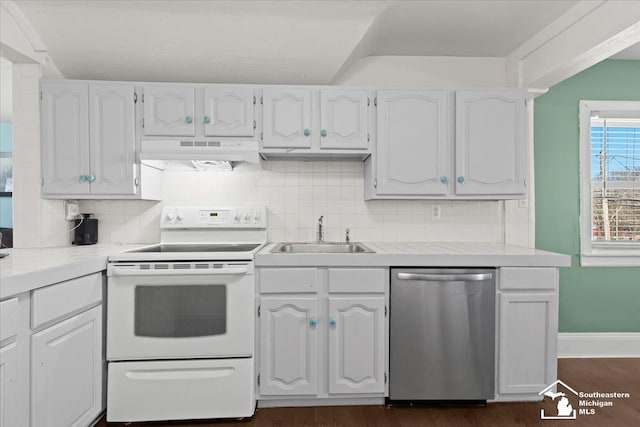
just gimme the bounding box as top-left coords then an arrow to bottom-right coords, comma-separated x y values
534,59 -> 640,332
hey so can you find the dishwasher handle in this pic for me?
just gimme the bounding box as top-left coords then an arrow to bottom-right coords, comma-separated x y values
396,272 -> 493,282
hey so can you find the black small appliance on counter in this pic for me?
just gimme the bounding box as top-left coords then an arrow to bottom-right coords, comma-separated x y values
73,213 -> 98,245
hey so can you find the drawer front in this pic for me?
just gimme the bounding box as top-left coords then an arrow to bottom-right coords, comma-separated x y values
260,268 -> 317,293
0,297 -> 19,342
107,358 -> 254,422
32,273 -> 103,329
328,268 -> 386,293
499,268 -> 557,291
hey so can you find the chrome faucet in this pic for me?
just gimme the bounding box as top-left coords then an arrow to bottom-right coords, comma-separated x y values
317,216 -> 324,242
345,228 -> 350,243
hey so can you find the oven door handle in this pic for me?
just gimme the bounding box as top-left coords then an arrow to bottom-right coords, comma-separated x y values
108,266 -> 249,277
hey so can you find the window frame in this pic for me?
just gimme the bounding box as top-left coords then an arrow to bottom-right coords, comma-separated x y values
579,100 -> 640,267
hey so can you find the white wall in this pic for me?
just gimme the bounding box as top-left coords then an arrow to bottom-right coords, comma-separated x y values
81,56 -> 532,247
79,161 -> 505,244
12,63 -> 67,247
335,56 -> 507,86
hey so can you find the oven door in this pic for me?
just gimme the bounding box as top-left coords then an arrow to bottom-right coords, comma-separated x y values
106,262 -> 254,360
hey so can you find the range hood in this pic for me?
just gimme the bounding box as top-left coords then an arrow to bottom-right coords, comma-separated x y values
139,139 -> 262,166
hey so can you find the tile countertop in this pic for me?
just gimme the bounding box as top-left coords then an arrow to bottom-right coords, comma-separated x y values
0,244 -> 146,299
255,242 -> 572,268
0,242 -> 571,299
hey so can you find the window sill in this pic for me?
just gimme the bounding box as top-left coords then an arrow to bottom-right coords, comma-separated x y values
580,251 -> 640,267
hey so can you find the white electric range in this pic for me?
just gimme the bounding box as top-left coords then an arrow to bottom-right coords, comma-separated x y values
106,206 -> 266,423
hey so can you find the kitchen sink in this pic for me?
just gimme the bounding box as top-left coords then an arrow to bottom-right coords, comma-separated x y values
270,242 -> 375,254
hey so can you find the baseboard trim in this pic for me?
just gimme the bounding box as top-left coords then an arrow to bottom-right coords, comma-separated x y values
558,333 -> 640,358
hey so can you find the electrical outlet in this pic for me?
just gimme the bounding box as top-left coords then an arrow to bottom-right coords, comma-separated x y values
432,204 -> 441,220
64,200 -> 80,221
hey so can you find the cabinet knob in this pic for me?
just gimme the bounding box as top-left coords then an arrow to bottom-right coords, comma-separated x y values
303,128 -> 311,137
204,115 -> 211,124
79,175 -> 87,183
320,129 -> 327,137
440,176 -> 448,184
329,316 -> 337,327
309,316 -> 317,327
185,116 -> 193,124
88,174 -> 96,182
457,176 -> 465,184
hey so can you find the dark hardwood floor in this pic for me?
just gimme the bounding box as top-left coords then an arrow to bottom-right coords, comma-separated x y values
98,358 -> 640,427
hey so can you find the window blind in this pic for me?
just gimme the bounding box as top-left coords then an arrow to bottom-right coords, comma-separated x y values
590,118 -> 640,242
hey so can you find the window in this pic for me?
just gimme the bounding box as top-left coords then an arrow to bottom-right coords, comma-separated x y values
579,100 -> 640,266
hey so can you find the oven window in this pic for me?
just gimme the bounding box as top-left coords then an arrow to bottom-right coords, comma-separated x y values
134,285 -> 226,337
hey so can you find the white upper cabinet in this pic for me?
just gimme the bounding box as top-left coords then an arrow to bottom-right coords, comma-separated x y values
319,89 -> 369,150
41,81 -> 159,199
41,82 -> 90,195
143,86 -> 195,136
455,90 -> 527,196
203,87 -> 255,137
376,90 -> 452,196
89,84 -> 136,195
262,88 -> 312,148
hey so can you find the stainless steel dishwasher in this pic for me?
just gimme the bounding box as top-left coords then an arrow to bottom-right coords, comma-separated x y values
389,268 -> 495,402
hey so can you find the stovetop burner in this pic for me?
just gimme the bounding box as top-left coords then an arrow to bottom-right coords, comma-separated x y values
128,243 -> 262,253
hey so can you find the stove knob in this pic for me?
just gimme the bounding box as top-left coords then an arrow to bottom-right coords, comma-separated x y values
166,213 -> 175,223
244,212 -> 252,222
176,213 -> 184,221
234,212 -> 241,222
254,211 -> 262,223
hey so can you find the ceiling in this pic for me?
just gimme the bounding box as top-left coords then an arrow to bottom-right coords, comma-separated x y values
12,0 -> 585,84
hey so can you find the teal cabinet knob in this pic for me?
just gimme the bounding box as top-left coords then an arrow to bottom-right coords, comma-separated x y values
204,116 -> 211,124
88,174 -> 96,182
440,176 -> 448,184
79,175 -> 87,183
320,129 -> 327,137
185,116 -> 193,124
309,316 -> 317,327
457,176 -> 465,183
329,316 -> 337,326
303,128 -> 311,137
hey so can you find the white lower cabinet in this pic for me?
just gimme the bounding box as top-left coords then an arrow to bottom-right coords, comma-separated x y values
496,268 -> 558,400
0,342 -> 19,427
328,297 -> 385,394
259,297 -> 318,396
31,305 -> 103,427
257,267 -> 388,404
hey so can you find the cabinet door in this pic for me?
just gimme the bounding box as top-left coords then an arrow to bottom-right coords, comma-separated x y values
455,90 -> 526,195
143,86 -> 195,136
41,82 -> 90,195
498,292 -> 557,395
376,90 -> 452,195
328,297 -> 385,394
320,90 -> 369,149
89,84 -> 136,195
32,306 -> 103,427
0,343 -> 18,427
259,297 -> 317,396
262,88 -> 312,148
203,87 -> 255,136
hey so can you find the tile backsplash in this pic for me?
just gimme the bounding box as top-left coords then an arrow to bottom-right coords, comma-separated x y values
79,160 -> 505,245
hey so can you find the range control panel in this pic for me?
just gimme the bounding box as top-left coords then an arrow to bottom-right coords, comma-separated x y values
161,206 -> 267,229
